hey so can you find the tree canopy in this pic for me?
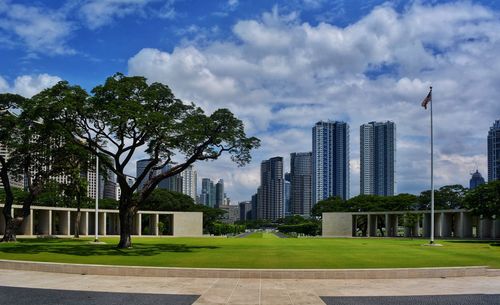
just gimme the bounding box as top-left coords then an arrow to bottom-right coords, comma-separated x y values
463,180 -> 500,219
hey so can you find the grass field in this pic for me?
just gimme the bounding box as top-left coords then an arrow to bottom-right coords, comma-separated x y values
0,233 -> 499,269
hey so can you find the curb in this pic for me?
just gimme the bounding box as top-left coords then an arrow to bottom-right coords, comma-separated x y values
0,260 -> 494,279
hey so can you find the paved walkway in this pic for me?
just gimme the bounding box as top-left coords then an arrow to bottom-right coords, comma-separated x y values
0,270 -> 499,305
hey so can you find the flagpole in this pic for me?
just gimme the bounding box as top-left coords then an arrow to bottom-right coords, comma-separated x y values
429,86 -> 434,244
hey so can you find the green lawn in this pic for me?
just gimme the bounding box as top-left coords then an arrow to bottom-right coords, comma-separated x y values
0,234 -> 498,269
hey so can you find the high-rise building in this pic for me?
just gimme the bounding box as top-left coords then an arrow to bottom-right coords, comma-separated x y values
284,173 -> 291,216
201,178 -> 216,207
180,165 -> 197,201
239,201 -> 253,221
290,152 -> 313,215
312,121 -> 350,203
136,159 -> 158,192
158,164 -> 183,193
488,120 -> 500,182
215,179 -> 224,207
257,157 -> 284,220
469,170 -> 485,189
360,121 -> 396,196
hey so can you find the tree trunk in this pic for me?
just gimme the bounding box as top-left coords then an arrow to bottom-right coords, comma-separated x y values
118,203 -> 135,248
1,165 -> 17,242
3,217 -> 23,242
74,193 -> 82,238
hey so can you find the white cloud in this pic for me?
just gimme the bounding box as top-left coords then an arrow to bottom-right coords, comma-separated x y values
128,2 -> 500,201
0,2 -> 74,55
0,74 -> 62,98
79,0 -> 174,29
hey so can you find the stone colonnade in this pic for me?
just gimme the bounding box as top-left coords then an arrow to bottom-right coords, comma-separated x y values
0,204 -> 203,237
323,210 -> 500,239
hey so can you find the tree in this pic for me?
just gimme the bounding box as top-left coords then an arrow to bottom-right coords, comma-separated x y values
463,180 -> 500,219
0,92 -> 84,241
311,196 -> 347,217
36,74 -> 260,247
418,184 -> 467,210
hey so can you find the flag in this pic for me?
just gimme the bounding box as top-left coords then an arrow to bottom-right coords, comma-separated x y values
421,87 -> 432,109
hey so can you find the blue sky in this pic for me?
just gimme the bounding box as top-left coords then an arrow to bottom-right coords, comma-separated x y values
1,0 -> 500,202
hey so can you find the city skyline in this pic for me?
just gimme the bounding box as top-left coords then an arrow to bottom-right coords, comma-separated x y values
1,1 -> 499,202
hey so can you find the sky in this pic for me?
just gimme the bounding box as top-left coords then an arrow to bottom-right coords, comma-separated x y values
1,0 -> 500,203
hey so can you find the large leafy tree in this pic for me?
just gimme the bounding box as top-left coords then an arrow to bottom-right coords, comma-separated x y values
38,73 -> 260,248
417,184 -> 467,210
0,92 -> 84,241
463,180 -> 500,219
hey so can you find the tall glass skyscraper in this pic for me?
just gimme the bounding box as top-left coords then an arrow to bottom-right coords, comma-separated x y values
257,156 -> 284,220
290,152 -> 312,215
312,121 -> 350,203
360,121 -> 396,196
488,120 -> 500,182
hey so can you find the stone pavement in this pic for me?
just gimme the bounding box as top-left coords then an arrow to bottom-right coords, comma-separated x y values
0,269 -> 500,305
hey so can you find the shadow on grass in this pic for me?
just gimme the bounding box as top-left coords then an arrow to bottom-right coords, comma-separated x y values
445,240 -> 500,247
0,239 -> 219,257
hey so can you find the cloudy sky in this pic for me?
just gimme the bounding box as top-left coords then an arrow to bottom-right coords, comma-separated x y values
1,0 -> 499,202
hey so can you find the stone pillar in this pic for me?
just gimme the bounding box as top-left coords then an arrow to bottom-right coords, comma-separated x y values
134,213 -> 142,236
82,211 -> 89,236
413,214 -> 420,237
368,215 -> 377,237
385,214 -> 391,237
492,218 -> 500,239
479,217 -> 492,239
21,212 -> 33,236
153,214 -> 159,236
98,212 -> 106,236
440,212 -> 453,238
38,210 -> 52,235
352,215 -> 358,237
423,213 -> 431,238
60,211 -> 70,236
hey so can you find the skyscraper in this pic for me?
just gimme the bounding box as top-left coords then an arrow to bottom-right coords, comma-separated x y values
312,121 -> 350,203
284,173 -> 291,216
360,121 -> 396,196
290,152 -> 312,215
136,159 -> 158,192
488,120 -> 500,182
257,157 -> 284,220
180,165 -> 197,201
201,178 -> 216,207
215,179 -> 224,207
469,170 -> 485,189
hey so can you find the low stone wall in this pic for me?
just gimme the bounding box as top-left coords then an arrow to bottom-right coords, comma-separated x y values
0,259 -> 491,279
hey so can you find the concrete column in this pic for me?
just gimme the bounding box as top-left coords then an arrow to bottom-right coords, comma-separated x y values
21,212 -> 33,236
98,212 -> 106,236
423,213 -> 431,238
352,215 -> 358,237
134,213 -> 142,236
440,212 -> 453,238
413,214 -> 420,237
479,217 -> 492,239
38,210 -> 51,235
493,218 -> 500,239
385,214 -> 391,237
58,211 -> 70,236
368,215 -> 376,237
153,214 -> 159,236
82,212 -> 89,236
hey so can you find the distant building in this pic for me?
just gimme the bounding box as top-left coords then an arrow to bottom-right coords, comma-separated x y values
469,170 -> 485,189
216,179 -> 224,207
360,121 -> 396,196
180,165 -> 197,201
219,205 -> 240,224
257,157 -> 284,220
239,201 -> 253,221
284,176 -> 291,217
251,193 -> 258,220
136,159 -> 157,192
488,120 -> 500,182
290,152 -> 312,215
201,178 -> 216,207
158,165 -> 183,193
312,121 -> 350,203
